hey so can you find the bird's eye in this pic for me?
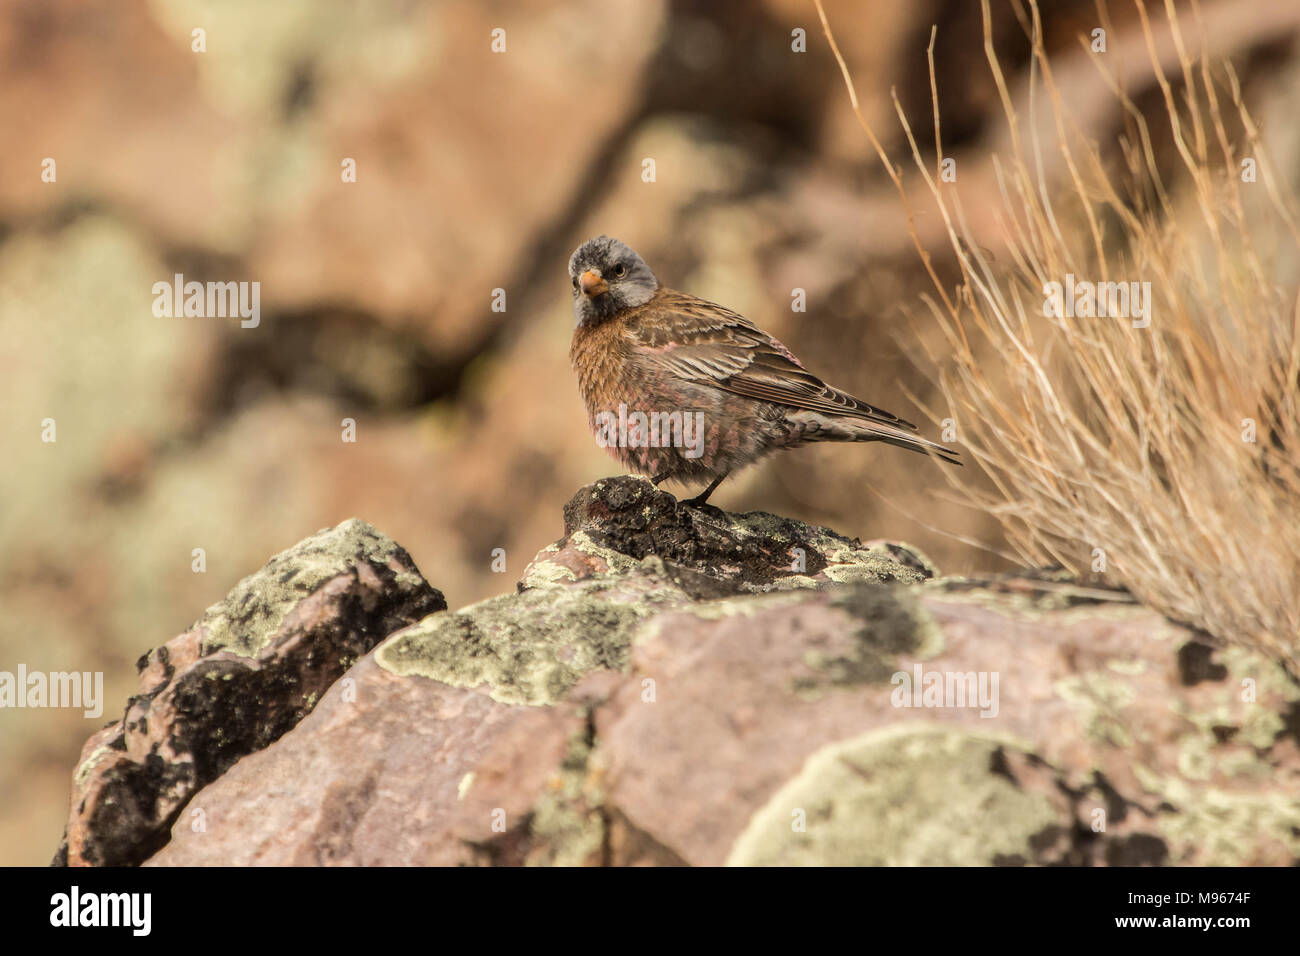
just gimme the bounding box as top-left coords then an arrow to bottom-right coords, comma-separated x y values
612,263 -> 627,278
571,276 -> 578,290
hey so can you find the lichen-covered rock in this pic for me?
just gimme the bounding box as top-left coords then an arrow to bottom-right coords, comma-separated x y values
144,568 -> 1300,867
54,519 -> 445,867
61,487 -> 1300,867
725,726 -> 1065,866
376,557 -> 693,706
522,475 -> 936,595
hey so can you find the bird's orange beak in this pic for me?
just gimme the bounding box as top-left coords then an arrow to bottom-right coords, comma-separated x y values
579,269 -> 608,296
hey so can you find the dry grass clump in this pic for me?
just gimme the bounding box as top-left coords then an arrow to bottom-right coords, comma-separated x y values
816,0 -> 1300,665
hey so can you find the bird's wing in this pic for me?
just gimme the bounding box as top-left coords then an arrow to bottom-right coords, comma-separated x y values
628,289 -> 919,432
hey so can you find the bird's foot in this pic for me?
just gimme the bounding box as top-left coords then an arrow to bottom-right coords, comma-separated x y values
681,473 -> 728,508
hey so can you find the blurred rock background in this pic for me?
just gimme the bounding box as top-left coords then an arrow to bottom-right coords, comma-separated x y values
1,0 -> 1297,865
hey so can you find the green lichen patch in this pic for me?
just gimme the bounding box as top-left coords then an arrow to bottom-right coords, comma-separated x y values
1135,769 -> 1300,865
726,725 -> 1060,865
671,589 -> 815,623
1159,640 -> 1300,785
1125,636 -> 1300,863
1215,643 -> 1300,708
1054,671 -> 1138,748
457,772 -> 476,800
525,727 -> 607,866
74,743 -> 120,789
375,577 -> 680,705
193,518 -> 429,658
820,557 -> 921,587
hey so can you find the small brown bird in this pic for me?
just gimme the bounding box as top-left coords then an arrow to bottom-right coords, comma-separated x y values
568,236 -> 960,506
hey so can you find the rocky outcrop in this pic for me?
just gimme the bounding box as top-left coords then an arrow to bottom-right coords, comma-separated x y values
53,520 -> 446,867
524,474 -> 935,597
58,478 -> 1300,866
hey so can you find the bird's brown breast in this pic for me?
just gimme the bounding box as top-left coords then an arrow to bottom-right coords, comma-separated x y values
570,309 -> 637,419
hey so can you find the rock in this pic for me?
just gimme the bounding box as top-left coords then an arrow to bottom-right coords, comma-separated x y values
53,519 -> 445,867
523,475 -> 935,597
592,583 -> 1300,865
60,483 -> 1300,867
141,480 -> 938,866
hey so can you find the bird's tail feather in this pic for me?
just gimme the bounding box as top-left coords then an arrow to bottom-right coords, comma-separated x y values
865,427 -> 963,466
799,415 -> 963,465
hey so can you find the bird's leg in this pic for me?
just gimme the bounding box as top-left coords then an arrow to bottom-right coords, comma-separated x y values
684,472 -> 728,507
651,471 -> 671,486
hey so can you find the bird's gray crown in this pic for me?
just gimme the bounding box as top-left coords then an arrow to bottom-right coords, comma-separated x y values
568,235 -> 659,325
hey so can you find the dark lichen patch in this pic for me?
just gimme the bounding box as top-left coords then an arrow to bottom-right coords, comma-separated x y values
1090,771 -> 1133,826
930,569 -> 1137,612
312,769 -> 380,865
834,586 -> 929,658
794,586 -> 941,693
992,822 -> 1077,866
75,757 -> 183,867
558,475 -> 932,594
1278,700 -> 1300,748
865,541 -> 939,579
170,657 -> 323,782
1104,832 -> 1170,866
1177,639 -> 1229,686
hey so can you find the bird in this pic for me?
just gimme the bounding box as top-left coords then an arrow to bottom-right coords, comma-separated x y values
568,235 -> 961,506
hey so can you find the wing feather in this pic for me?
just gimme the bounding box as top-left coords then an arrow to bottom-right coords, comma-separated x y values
628,289 -> 918,432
